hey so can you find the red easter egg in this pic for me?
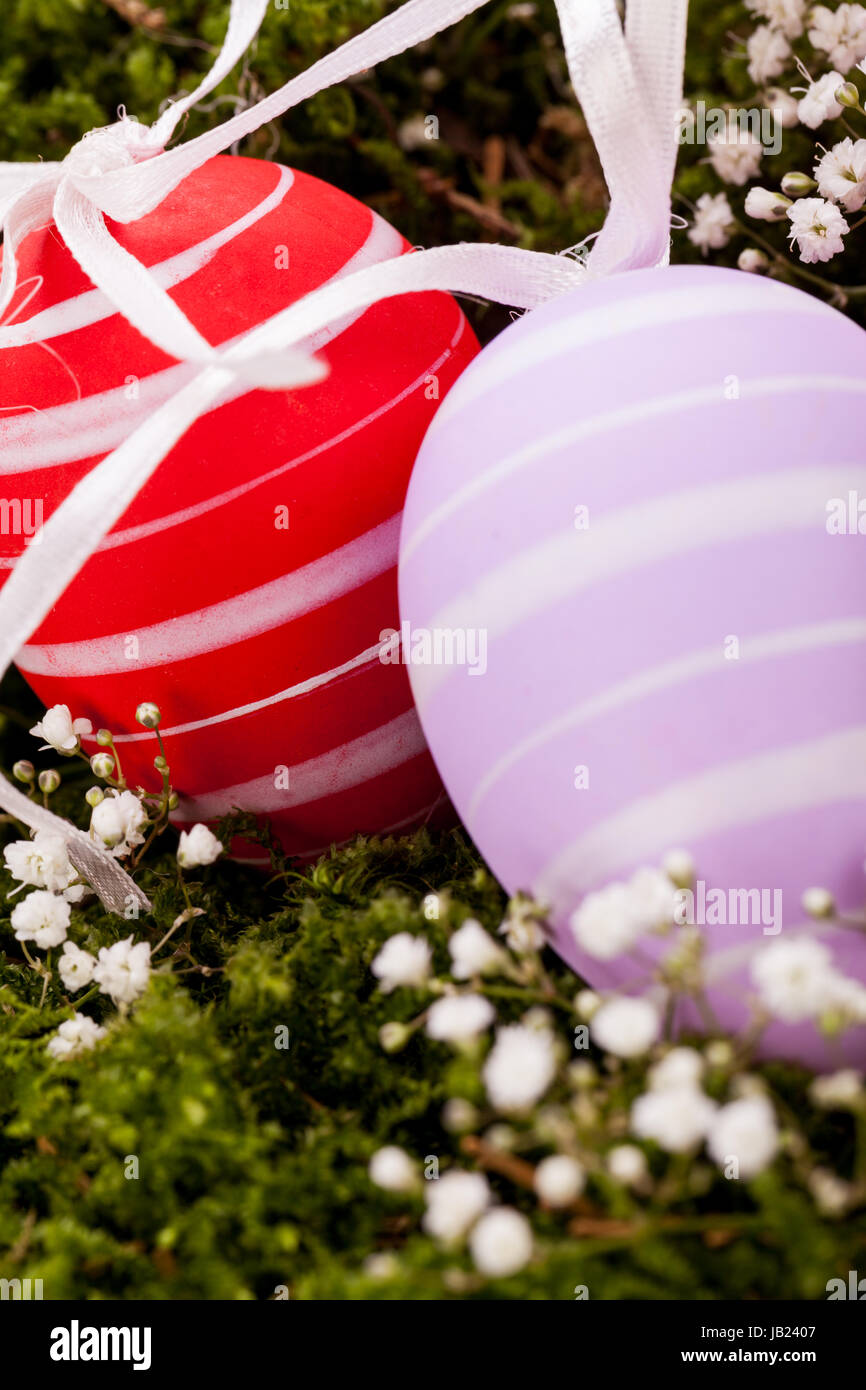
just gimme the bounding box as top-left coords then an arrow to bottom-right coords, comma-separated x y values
0,154 -> 479,862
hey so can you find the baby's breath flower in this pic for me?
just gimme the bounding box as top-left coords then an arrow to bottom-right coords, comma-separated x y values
708,124 -> 764,184
808,1167 -> 851,1214
738,247 -> 771,271
631,1085 -> 717,1153
89,789 -> 147,858
483,1023 -> 556,1112
93,936 -> 150,1006
750,936 -> 837,1020
46,1012 -> 106,1060
808,4 -> 866,74
57,941 -> 97,992
371,932 -> 432,992
422,1170 -> 491,1244
797,71 -> 846,127
448,918 -> 506,978
534,1154 -> 585,1206
30,704 -> 92,755
747,25 -> 792,84
688,192 -> 735,253
707,1096 -> 779,1177
38,769 -> 60,795
746,0 -> 807,40
4,831 -> 79,898
649,1046 -> 705,1090
814,136 -> 866,210
11,890 -> 70,949
426,993 -> 495,1043
135,702 -> 162,729
12,759 -> 34,783
368,1146 -> 418,1193
469,1207 -> 533,1277
787,195 -> 849,260
441,1098 -> 479,1133
744,185 -> 792,220
810,1068 -> 863,1109
590,997 -> 660,1059
606,1144 -> 649,1185
802,885 -> 835,918
177,823 -> 223,868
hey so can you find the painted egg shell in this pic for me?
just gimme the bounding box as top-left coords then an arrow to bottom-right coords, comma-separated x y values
399,263 -> 866,1066
0,154 -> 479,862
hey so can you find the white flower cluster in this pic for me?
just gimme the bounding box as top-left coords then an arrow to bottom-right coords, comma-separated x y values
691,2 -> 866,270
365,864 -> 866,1284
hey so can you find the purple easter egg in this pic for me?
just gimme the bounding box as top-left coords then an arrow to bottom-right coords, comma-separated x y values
399,264 -> 866,1068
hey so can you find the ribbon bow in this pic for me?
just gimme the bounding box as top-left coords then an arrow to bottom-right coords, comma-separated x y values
0,0 -> 688,913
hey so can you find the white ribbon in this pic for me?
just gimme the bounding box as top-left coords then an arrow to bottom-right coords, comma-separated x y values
0,0 -> 688,913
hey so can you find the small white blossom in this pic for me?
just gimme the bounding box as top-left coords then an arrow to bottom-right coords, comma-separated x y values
423,1169 -> 491,1243
498,902 -> 546,953
30,704 -> 92,754
89,789 -> 147,858
606,1144 -> 649,1185
815,136 -> 866,210
93,935 -> 150,1005
707,1096 -> 779,1178
748,25 -> 792,83
57,940 -> 97,992
810,1068 -> 863,1108
766,86 -> 801,126
808,1167 -> 851,1214
808,4 -> 866,73
744,185 -> 791,220
649,1046 -> 705,1091
483,1023 -> 557,1112
708,125 -> 764,184
469,1207 -> 533,1278
575,988 -> 601,1020
46,1011 -> 106,1060
570,882 -> 642,960
739,247 -> 771,271
11,890 -> 70,949
371,932 -> 432,992
534,1154 -> 585,1206
797,71 -> 846,127
4,831 -> 82,899
426,993 -> 495,1043
746,0 -> 806,39
750,937 -> 837,1020
177,823 -> 223,868
448,918 -> 506,978
688,192 -> 735,253
368,1145 -> 418,1193
824,973 -> 866,1024
787,195 -> 849,260
631,1085 -> 717,1153
591,997 -> 660,1058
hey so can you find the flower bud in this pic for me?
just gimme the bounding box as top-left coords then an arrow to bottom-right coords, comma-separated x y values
38,768 -> 60,794
96,728 -> 113,747
135,702 -> 161,729
781,171 -> 817,197
85,786 -> 105,808
90,752 -> 115,779
12,759 -> 35,783
738,248 -> 770,273
167,791 -> 179,811
662,847 -> 695,888
154,754 -> 169,772
378,1021 -> 410,1053
802,886 -> 835,919
836,81 -> 861,110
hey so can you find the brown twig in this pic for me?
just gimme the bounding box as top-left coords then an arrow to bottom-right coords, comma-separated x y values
416,168 -> 522,238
